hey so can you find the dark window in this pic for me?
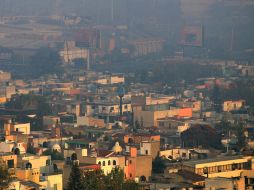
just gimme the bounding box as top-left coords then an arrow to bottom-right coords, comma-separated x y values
140,176 -> 146,182
98,161 -> 101,165
46,160 -> 50,166
103,161 -> 105,166
108,160 -> 111,165
128,138 -> 134,144
14,148 -> 20,155
145,150 -> 148,155
71,153 -> 77,161
26,162 -> 32,169
159,122 -> 164,127
232,164 -> 238,170
113,160 -> 116,165
7,159 -> 14,168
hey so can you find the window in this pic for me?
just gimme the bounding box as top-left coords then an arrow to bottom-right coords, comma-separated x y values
108,160 -> 111,165
159,122 -> 164,127
7,159 -> 14,169
113,160 -> 116,165
26,162 -> 32,169
232,163 -> 238,170
145,150 -> 148,155
218,166 -> 222,172
103,161 -> 105,166
46,160 -> 51,166
98,161 -> 101,165
130,173 -> 132,178
54,184 -> 57,190
129,160 -> 132,164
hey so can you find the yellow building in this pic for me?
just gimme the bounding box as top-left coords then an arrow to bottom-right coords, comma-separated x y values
4,122 -> 31,135
16,168 -> 40,183
206,170 -> 254,190
0,152 -> 17,169
40,173 -> 63,190
223,100 -> 245,112
19,155 -> 52,173
181,155 -> 254,178
16,154 -> 63,190
133,107 -> 192,128
75,148 -> 126,175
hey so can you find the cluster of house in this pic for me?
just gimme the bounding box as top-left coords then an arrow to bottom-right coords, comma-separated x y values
0,67 -> 254,190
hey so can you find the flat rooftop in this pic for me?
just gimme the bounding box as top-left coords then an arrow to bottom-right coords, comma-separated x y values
183,155 -> 248,167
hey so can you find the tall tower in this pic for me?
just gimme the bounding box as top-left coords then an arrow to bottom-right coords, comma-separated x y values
117,86 -> 125,119
87,49 -> 90,71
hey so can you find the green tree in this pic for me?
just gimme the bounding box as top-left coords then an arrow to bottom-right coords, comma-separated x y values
106,167 -> 124,190
83,169 -> 106,190
152,155 -> 166,174
67,163 -> 85,190
235,122 -> 246,150
123,180 -> 139,190
29,47 -> 62,77
0,162 -> 10,190
67,165 -> 140,190
215,120 -> 232,136
181,124 -> 222,149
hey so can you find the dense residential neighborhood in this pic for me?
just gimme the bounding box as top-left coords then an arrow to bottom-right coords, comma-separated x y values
0,0 -> 254,190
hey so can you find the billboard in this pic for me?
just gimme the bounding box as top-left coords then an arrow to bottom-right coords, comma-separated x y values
180,25 -> 203,47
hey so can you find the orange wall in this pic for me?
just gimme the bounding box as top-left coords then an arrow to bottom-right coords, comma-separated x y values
0,154 -> 17,169
0,97 -> 7,103
16,168 -> 40,183
178,108 -> 192,117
